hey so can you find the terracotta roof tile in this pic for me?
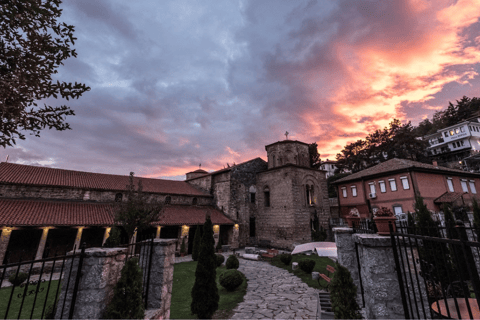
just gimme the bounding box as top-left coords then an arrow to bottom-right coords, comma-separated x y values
434,192 -> 465,203
0,162 -> 209,196
0,199 -> 233,227
335,158 -> 480,184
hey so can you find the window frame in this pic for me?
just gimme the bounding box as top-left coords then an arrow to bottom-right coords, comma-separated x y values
264,187 -> 270,207
470,180 -> 477,194
379,180 -> 386,193
341,187 -> 347,198
351,185 -> 357,197
447,178 -> 454,192
400,176 -> 410,190
461,179 -> 469,193
368,182 -> 376,195
389,178 -> 397,192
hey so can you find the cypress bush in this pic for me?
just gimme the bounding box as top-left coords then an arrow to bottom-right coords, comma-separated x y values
279,254 -> 292,266
299,259 -> 315,274
473,199 -> 480,240
192,226 -> 202,261
226,255 -> 239,270
180,237 -> 187,255
103,257 -> 144,319
103,227 -> 122,248
8,272 -> 28,286
215,254 -> 225,267
190,217 -> 219,319
330,263 -> 362,319
219,270 -> 244,291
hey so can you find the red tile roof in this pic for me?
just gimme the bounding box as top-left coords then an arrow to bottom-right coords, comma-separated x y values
434,192 -> 464,204
335,158 -> 480,184
0,199 -> 233,227
186,157 -> 267,181
0,162 -> 209,196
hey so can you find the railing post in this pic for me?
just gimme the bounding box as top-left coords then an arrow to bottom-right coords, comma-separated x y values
456,222 -> 480,309
69,242 -> 86,319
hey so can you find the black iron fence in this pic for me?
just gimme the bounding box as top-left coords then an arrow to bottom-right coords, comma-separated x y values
352,219 -> 377,234
0,244 -> 85,319
390,222 -> 480,319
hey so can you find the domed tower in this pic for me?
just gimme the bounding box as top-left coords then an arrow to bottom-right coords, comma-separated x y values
185,168 -> 208,180
265,140 -> 310,169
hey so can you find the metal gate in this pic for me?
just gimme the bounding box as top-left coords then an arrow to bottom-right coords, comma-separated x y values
390,222 -> 480,319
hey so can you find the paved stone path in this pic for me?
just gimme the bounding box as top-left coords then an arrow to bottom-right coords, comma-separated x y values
231,258 -> 319,319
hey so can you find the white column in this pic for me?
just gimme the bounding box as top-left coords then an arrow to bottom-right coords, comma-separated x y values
102,227 -> 111,246
35,227 -> 50,260
129,228 -> 137,255
156,226 -> 161,239
74,227 -> 84,251
0,227 -> 14,264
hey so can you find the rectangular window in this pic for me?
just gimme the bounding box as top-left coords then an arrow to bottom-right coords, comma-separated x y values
264,191 -> 270,207
379,180 -> 386,193
351,186 -> 357,197
461,127 -> 465,132
447,178 -> 454,192
444,132 -> 448,137
250,192 -> 256,203
393,206 -> 403,215
341,187 -> 347,198
470,180 -> 477,194
461,179 -> 469,193
400,176 -> 410,190
389,179 -> 397,191
369,183 -> 376,195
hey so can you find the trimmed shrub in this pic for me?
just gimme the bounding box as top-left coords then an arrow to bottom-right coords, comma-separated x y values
279,254 -> 292,266
103,257 -> 145,319
191,217 -> 219,319
44,303 -> 57,319
215,254 -> 225,267
103,227 -> 122,248
192,226 -> 202,261
219,270 -> 244,291
299,259 -> 315,274
9,272 -> 28,286
226,255 -> 239,270
330,263 -> 362,319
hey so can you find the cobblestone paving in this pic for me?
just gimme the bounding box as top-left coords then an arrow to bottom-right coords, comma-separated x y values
231,258 -> 318,319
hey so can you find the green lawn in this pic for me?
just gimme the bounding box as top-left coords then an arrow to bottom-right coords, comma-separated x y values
0,280 -> 60,319
269,254 -> 335,290
170,261 -> 248,319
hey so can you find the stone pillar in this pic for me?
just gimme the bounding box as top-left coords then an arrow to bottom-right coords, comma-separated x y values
353,234 -> 405,319
180,225 -> 189,254
156,226 -> 162,239
55,247 -> 127,319
143,239 -> 177,320
35,227 -> 50,260
74,227 -> 84,251
333,227 -> 360,290
102,227 -> 111,246
231,224 -> 239,249
0,227 -> 13,265
213,224 -> 220,247
129,229 -> 137,255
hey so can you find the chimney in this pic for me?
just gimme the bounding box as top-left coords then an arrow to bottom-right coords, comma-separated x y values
432,160 -> 438,167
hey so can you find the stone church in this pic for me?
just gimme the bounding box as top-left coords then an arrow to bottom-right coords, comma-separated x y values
0,139 -> 330,264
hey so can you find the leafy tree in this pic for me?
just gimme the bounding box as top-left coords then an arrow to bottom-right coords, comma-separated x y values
103,257 -> 144,319
0,0 -> 90,147
191,216 -> 219,319
407,211 -> 415,230
330,263 -> 362,319
327,173 -> 350,197
103,226 -> 122,248
114,172 -> 163,243
473,199 -> 480,240
308,142 -> 321,169
191,226 -> 202,261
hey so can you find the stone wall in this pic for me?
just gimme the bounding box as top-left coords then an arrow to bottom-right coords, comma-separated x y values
265,140 -> 310,169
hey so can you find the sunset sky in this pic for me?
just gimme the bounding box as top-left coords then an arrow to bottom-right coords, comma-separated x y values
2,0 -> 480,180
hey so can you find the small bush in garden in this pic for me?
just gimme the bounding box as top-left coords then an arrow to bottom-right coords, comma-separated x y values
215,254 -> 225,267
226,255 -> 239,269
9,272 -> 28,286
279,254 -> 292,266
330,263 -> 361,319
103,257 -> 144,319
219,270 -> 244,291
299,259 -> 315,274
44,303 -> 57,319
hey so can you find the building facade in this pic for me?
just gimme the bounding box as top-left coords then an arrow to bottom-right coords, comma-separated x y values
0,139 -> 331,264
335,158 -> 480,219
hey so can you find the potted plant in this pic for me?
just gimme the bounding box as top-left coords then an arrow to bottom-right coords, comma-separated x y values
373,207 -> 396,235
345,208 -> 361,227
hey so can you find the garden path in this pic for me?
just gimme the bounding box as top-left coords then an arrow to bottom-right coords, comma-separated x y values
231,257 -> 318,319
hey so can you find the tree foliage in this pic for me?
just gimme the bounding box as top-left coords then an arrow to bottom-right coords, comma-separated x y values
473,199 -> 480,240
192,226 -> 202,261
114,172 -> 163,242
330,263 -> 362,319
103,226 -> 122,248
308,142 -> 321,169
326,173 -> 350,197
336,119 -> 428,173
191,216 -> 219,319
0,0 -> 90,147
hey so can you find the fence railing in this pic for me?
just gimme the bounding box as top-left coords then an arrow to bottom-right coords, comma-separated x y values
0,244 -> 85,319
390,222 -> 480,319
352,219 -> 377,234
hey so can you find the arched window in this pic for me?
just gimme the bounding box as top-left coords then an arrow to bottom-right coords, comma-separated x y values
115,193 -> 123,202
272,155 -> 276,167
165,195 -> 171,205
249,185 -> 256,203
264,186 -> 270,207
306,185 -> 315,205
192,197 -> 197,205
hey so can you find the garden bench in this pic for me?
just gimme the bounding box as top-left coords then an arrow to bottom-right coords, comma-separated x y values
318,265 -> 336,291
261,249 -> 279,260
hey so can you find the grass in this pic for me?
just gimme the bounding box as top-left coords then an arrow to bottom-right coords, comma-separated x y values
269,254 -> 335,290
170,261 -> 248,319
0,280 -> 61,319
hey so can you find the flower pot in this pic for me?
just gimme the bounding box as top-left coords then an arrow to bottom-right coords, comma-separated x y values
373,216 -> 397,235
345,216 -> 360,228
